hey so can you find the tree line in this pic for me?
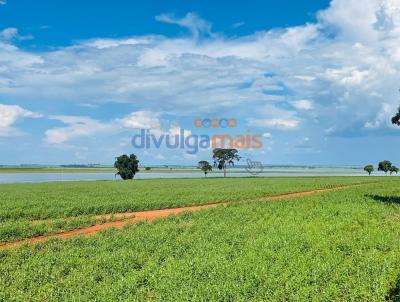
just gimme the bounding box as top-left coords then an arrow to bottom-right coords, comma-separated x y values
362,99 -> 400,176
114,148 -> 241,180
364,160 -> 399,176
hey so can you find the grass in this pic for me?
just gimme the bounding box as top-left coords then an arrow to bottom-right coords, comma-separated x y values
0,177 -> 384,242
1,179 -> 400,300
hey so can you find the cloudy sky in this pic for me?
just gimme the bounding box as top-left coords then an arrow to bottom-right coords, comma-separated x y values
1,0 -> 400,166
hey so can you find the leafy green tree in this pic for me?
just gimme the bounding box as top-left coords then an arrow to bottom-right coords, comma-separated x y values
198,160 -> 212,177
390,165 -> 399,175
114,154 -> 139,180
363,165 -> 374,176
378,160 -> 392,175
212,148 -> 240,177
392,105 -> 400,125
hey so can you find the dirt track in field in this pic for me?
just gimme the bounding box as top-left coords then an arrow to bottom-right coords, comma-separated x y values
1,203 -> 225,250
0,184 -> 364,250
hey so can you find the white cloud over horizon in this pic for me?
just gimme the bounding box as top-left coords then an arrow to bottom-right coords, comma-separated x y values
2,0 -> 400,164
43,111 -> 192,145
44,115 -> 116,145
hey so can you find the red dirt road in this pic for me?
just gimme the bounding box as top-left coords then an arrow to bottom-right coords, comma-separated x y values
1,203 -> 226,249
0,185 -> 359,250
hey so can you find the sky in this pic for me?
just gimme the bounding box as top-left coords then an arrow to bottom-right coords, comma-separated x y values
1,0 -> 400,166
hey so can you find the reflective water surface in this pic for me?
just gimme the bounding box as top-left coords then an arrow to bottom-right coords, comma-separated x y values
0,168 -> 372,184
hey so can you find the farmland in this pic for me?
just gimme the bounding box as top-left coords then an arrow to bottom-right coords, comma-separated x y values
0,177 -> 383,243
1,177 -> 400,301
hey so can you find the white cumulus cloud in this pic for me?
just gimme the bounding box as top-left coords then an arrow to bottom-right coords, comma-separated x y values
0,28 -> 33,41
0,104 -> 42,136
118,111 -> 161,129
45,116 -> 115,144
2,0 -> 400,144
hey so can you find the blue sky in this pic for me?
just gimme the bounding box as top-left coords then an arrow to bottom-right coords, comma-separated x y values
1,0 -> 400,166
0,0 -> 330,47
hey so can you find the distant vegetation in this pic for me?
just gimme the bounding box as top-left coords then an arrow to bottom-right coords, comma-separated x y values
390,165 -> 399,175
198,160 -> 212,177
391,105 -> 400,126
378,160 -> 392,175
114,154 -> 139,180
363,165 -> 374,175
364,161 -> 398,176
59,164 -> 104,168
212,148 -> 241,177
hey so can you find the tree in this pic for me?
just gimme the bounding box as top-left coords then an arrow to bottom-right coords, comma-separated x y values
390,165 -> 399,175
378,160 -> 392,175
364,165 -> 374,176
212,148 -> 240,177
392,105 -> 400,126
198,160 -> 212,177
114,154 -> 139,180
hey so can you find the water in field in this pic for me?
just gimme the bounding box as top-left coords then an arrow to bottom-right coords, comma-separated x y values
0,167 -> 383,183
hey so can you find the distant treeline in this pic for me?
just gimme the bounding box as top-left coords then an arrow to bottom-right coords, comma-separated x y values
59,164 -> 105,168
0,164 -> 111,168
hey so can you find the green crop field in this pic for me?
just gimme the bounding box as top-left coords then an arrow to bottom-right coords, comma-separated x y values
0,177 -> 383,243
1,177 -> 400,301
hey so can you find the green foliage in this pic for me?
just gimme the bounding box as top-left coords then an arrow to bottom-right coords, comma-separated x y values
145,167 -> 151,171
114,154 -> 139,180
1,181 -> 400,300
198,160 -> 212,177
212,148 -> 240,177
390,165 -> 399,175
364,164 -> 374,175
0,177 -> 381,242
378,160 -> 392,175
392,106 -> 400,125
